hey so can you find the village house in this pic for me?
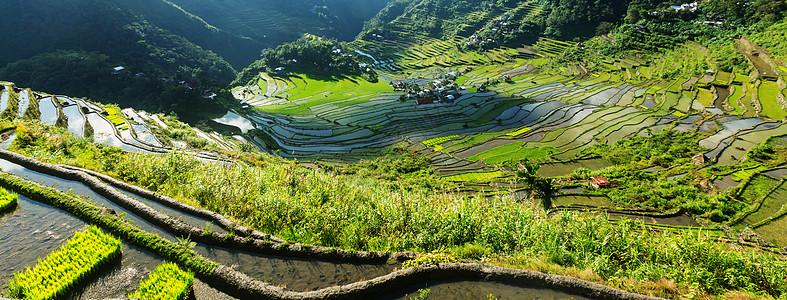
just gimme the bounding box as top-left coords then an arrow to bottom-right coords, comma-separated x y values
590,176 -> 611,188
112,66 -> 127,75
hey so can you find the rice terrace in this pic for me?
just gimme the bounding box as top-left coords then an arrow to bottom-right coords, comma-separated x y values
1,0 -> 787,299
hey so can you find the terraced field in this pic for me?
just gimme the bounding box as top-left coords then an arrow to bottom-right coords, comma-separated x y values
233,47 -> 787,173
0,83 -> 240,161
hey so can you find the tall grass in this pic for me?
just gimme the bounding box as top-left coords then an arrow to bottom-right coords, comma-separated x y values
10,121 -> 787,298
105,152 -> 787,297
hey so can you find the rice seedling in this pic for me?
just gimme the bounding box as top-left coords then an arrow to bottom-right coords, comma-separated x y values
8,226 -> 122,300
131,262 -> 194,300
0,186 -> 17,213
422,135 -> 461,146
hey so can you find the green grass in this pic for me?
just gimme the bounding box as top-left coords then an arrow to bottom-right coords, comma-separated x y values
758,81 -> 786,120
265,74 -> 392,113
469,143 -> 558,165
132,262 -> 194,300
738,174 -> 781,204
334,96 -> 373,108
442,171 -> 503,181
727,85 -> 745,115
740,83 -> 758,117
739,181 -> 787,227
553,195 -> 613,207
696,87 -> 714,107
732,165 -> 768,181
254,103 -> 311,115
8,226 -> 121,300
443,132 -> 501,152
754,214 -> 787,247
0,186 -> 17,213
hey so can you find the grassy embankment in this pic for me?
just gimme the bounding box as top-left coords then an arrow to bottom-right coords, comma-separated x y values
5,120 -> 787,299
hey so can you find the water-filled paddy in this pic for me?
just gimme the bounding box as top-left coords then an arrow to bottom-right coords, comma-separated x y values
383,280 -> 591,300
38,97 -> 58,125
538,158 -> 611,177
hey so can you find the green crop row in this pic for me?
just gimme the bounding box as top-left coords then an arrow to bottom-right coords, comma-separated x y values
132,262 -> 194,300
422,135 -> 460,146
0,186 -> 17,213
8,226 -> 122,300
105,114 -> 126,127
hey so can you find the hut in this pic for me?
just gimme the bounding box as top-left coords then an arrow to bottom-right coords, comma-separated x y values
590,176 -> 611,188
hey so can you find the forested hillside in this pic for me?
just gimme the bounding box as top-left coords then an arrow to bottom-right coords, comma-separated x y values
0,0 -> 391,118
168,0 -> 391,49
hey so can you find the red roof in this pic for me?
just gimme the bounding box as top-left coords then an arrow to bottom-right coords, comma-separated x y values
590,176 -> 610,186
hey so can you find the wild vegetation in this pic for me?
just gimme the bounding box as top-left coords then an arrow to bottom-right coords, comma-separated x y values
6,119 -> 787,298
7,226 -> 122,300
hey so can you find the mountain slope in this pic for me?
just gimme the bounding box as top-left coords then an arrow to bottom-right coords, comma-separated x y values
0,0 -> 241,78
168,0 -> 391,48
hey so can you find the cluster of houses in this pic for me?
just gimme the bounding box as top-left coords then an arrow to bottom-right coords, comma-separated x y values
649,1 -> 699,15
391,67 -> 479,105
272,47 -> 376,74
464,11 -> 525,49
394,79 -> 465,105
670,2 -> 699,12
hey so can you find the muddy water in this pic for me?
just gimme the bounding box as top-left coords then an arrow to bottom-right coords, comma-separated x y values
0,158 -> 396,292
115,186 -> 227,235
39,97 -> 59,125
383,280 -> 591,300
0,194 -> 165,299
714,87 -> 730,111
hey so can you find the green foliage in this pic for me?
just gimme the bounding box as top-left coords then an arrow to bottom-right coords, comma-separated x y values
582,130 -> 706,168
8,226 -> 122,300
408,288 -> 431,300
402,250 -> 460,268
542,0 -> 633,38
442,171 -> 503,182
132,262 -> 194,300
235,38 -> 377,86
749,19 -> 787,64
0,186 -> 18,213
333,151 -> 448,190
0,51 -> 231,120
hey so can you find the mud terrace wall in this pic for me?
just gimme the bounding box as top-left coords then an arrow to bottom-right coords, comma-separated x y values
0,149 -> 665,300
